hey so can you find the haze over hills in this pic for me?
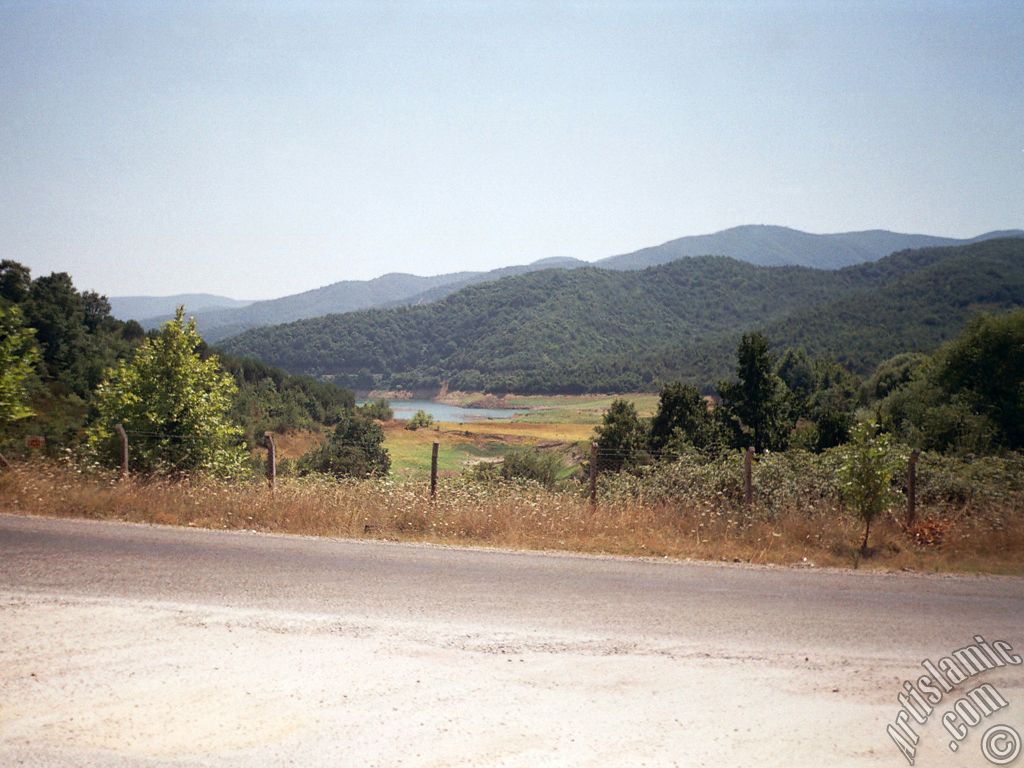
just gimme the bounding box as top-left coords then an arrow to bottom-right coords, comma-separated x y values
142,257 -> 590,342
109,294 -> 253,322
115,226 -> 1022,342
219,238 -> 1024,395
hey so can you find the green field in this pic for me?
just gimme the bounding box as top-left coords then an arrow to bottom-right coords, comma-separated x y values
380,393 -> 655,478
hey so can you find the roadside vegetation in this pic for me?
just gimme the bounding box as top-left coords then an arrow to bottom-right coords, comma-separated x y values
1,453 -> 1021,574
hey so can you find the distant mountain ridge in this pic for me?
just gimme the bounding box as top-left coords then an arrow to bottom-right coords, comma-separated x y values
109,294 -> 252,322
596,225 -> 1024,270
146,257 -> 590,342
114,226 -> 1022,341
218,238 -> 1024,394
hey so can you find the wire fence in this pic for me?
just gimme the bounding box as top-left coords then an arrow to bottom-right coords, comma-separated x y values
4,425 -> 1022,526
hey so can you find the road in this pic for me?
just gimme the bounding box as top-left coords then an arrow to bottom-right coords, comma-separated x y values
1,513 -> 1022,767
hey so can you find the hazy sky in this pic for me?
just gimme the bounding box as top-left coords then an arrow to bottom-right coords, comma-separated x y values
1,1 -> 1022,300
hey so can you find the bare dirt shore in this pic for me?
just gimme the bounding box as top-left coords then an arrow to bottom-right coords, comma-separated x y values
1,513 -> 1022,767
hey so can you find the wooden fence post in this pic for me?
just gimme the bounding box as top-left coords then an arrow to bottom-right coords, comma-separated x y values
744,446 -> 753,506
264,432 -> 276,490
114,424 -> 129,481
907,449 -> 919,526
430,442 -> 439,498
589,442 -> 598,506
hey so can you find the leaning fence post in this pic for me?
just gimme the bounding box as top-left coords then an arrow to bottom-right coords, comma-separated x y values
907,449 -> 919,525
264,431 -> 277,490
744,446 -> 753,506
114,424 -> 129,481
589,442 -> 598,506
430,442 -> 439,498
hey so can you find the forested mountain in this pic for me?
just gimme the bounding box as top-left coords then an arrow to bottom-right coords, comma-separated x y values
219,239 -> 1024,394
134,257 -> 588,342
109,294 -> 252,321
125,227 -> 1021,343
596,225 -> 1023,271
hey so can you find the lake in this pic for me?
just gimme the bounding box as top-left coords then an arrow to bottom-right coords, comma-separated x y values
359,399 -> 529,422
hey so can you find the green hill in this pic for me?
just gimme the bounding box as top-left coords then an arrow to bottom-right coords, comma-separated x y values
219,239 -> 1024,394
596,224 -> 1023,270
130,227 -> 1021,343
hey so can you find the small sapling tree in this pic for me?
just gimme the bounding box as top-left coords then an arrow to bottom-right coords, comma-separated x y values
837,420 -> 903,555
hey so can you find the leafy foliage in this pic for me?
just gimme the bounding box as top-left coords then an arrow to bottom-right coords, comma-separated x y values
837,421 -> 904,553
358,398 -> 394,421
717,333 -> 793,453
593,398 -> 650,471
648,382 -> 726,455
0,305 -> 40,431
217,351 -> 355,444
0,261 -> 358,458
404,410 -> 435,431
474,447 -> 564,489
297,412 -> 390,478
878,310 -> 1024,453
86,309 -> 247,476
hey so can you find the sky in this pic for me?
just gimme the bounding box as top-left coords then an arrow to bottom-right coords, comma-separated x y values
1,1 -> 1022,300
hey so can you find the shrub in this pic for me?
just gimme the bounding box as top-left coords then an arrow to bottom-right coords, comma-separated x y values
405,410 -> 434,431
358,398 -> 393,421
298,412 -> 390,478
498,448 -> 563,489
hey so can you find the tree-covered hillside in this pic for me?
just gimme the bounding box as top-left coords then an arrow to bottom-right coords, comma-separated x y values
136,258 -> 589,342
128,227 -> 1021,343
219,239 -> 1024,394
596,224 -> 1023,270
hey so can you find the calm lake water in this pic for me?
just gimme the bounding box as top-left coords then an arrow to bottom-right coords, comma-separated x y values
359,399 -> 528,422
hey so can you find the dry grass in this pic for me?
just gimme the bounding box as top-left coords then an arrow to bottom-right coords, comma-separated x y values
2,460 -> 1021,575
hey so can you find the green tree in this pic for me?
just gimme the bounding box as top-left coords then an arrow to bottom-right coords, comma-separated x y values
594,398 -> 649,471
837,421 -> 903,555
298,412 -> 390,478
0,305 -> 40,432
717,332 -> 793,452
865,352 -> 928,401
878,311 -> 1024,453
776,347 -> 816,411
0,260 -> 32,304
24,272 -> 86,379
86,308 -> 246,475
931,310 -> 1024,450
648,382 -> 723,454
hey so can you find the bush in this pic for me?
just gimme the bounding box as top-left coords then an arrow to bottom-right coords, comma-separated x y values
358,398 -> 393,421
404,410 -> 435,431
298,412 -> 390,478
499,448 -> 564,489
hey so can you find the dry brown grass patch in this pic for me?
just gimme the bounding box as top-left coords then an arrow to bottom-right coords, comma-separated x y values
1,460 -> 1021,575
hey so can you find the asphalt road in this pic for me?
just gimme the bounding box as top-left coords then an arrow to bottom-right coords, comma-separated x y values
2,513 -> 1023,767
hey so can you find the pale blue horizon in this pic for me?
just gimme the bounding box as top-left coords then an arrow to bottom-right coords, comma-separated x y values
2,0 -> 1022,300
